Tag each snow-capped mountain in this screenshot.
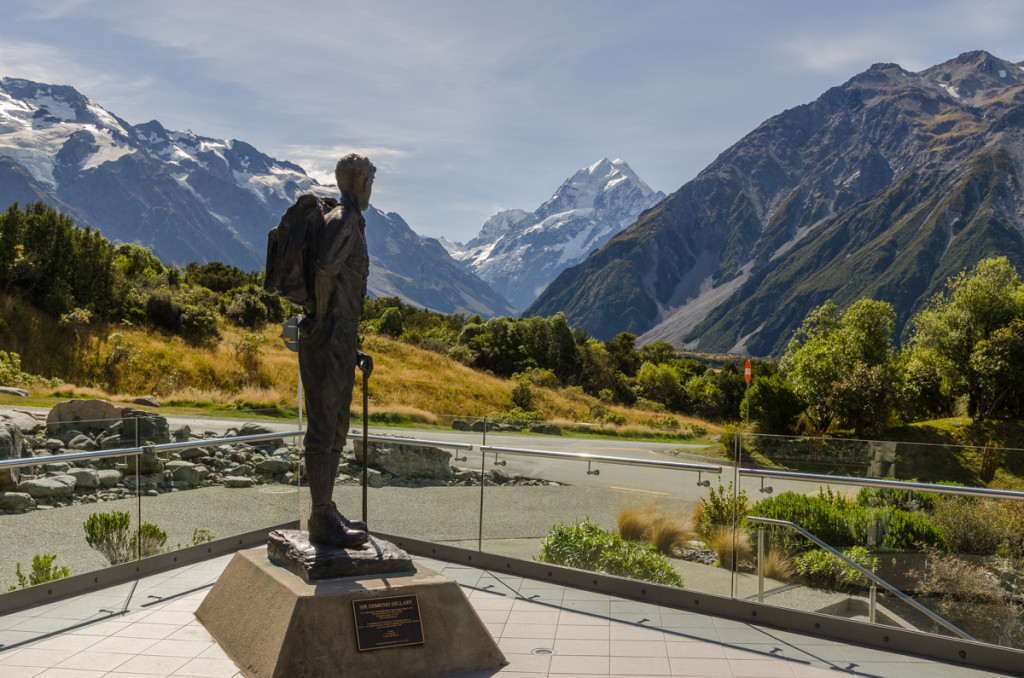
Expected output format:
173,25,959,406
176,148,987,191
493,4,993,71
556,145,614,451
444,158,665,311
0,76,514,317
0,77,321,269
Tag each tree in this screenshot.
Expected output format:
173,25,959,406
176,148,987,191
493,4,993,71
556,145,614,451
907,257,1024,418
741,373,803,434
781,298,899,435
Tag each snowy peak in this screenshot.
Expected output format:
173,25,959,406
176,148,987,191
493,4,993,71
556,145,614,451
455,158,665,310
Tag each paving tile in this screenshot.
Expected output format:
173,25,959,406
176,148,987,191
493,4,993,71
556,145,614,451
85,635,160,655
498,637,554,655
29,634,101,652
35,668,107,677
171,656,241,677
113,622,182,640
609,639,666,657
609,655,671,676
142,638,215,658
728,657,798,677
53,650,132,672
668,656,733,676
555,624,609,640
664,639,727,658
0,648,75,668
0,666,44,677
548,653,610,674
501,623,557,639
110,653,191,675
500,652,552,674
551,638,610,656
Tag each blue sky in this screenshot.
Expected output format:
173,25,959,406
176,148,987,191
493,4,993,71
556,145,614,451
3,0,1024,243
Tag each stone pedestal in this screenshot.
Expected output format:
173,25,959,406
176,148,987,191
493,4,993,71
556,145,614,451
196,546,506,678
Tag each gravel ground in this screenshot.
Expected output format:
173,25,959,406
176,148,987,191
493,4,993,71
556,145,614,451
0,482,653,591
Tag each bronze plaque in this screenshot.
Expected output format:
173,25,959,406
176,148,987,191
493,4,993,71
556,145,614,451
352,594,424,651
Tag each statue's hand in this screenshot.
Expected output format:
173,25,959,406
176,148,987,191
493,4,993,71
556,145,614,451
357,350,374,376
299,316,328,341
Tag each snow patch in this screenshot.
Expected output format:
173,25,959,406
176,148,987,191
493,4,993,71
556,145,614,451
81,128,133,170
940,84,960,99
1000,69,1007,78
26,94,76,121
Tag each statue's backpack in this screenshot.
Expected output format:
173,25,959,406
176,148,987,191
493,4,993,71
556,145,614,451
264,194,338,311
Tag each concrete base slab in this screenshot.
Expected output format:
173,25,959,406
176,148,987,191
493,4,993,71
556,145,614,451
195,547,506,678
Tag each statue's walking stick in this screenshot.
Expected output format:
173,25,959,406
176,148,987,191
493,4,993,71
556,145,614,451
359,359,370,527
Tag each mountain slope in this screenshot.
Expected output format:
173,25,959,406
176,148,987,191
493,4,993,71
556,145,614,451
527,51,1024,355
364,208,516,317
446,158,664,310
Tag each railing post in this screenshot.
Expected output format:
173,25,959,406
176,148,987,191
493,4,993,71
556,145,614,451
869,584,877,624
757,526,765,603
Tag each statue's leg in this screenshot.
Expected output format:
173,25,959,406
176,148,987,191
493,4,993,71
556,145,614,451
306,449,368,547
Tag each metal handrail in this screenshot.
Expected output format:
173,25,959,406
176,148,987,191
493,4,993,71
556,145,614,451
739,467,1024,502
480,444,723,473
352,432,474,450
0,430,305,470
747,516,975,641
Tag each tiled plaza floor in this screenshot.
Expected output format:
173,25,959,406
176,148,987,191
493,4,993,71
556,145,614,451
0,552,1011,677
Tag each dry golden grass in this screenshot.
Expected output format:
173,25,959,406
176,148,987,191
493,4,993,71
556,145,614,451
762,548,797,581
0,302,723,432
618,502,661,542
618,501,695,556
711,525,753,570
650,517,695,556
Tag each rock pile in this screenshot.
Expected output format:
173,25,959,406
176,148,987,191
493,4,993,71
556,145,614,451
0,401,562,515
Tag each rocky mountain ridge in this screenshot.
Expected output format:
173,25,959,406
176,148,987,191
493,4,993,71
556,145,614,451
527,51,1024,355
444,158,664,310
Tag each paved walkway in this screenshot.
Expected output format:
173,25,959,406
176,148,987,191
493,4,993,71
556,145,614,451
0,551,1011,677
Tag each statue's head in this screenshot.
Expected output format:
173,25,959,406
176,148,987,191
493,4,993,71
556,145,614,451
335,154,376,211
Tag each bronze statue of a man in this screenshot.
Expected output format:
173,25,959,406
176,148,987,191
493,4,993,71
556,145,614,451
299,153,376,548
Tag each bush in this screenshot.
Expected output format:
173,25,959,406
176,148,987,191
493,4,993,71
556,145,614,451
795,546,877,589
751,488,858,552
84,511,168,564
696,480,748,543
511,377,534,410
931,496,1007,555
179,305,221,346
537,517,683,587
8,554,70,591
909,546,1006,603
848,506,944,550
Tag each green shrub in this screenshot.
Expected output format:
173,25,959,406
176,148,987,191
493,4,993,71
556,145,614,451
856,485,941,512
931,496,1007,555
848,506,944,550
697,480,749,543
537,517,683,587
750,488,857,551
84,511,168,564
8,554,70,591
511,377,534,410
795,546,877,589
597,413,627,426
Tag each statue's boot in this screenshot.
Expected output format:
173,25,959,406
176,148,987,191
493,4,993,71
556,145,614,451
308,504,369,547
306,450,368,548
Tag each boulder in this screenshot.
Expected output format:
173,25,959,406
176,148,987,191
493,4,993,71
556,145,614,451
97,469,122,487
451,419,471,431
47,399,123,436
120,408,170,444
19,474,76,498
224,475,255,488
0,422,28,491
179,445,208,460
172,425,192,442
125,449,162,475
355,439,453,479
0,409,43,434
530,424,562,436
238,423,275,436
0,491,35,512
257,458,294,475
68,434,98,451
132,395,160,408
0,386,28,397
166,460,209,486
68,468,100,488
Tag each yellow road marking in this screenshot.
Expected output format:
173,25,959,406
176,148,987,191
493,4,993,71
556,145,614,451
610,486,668,496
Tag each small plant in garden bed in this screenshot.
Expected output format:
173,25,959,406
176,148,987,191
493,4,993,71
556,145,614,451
795,546,878,590
537,517,684,587
83,511,168,565
8,554,70,591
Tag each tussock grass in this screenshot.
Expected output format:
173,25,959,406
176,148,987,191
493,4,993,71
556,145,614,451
711,525,752,570
762,548,796,581
618,501,695,556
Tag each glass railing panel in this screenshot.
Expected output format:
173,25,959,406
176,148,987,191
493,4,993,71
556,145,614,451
354,432,480,549
0,411,303,599
737,433,1024,650
477,442,729,597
